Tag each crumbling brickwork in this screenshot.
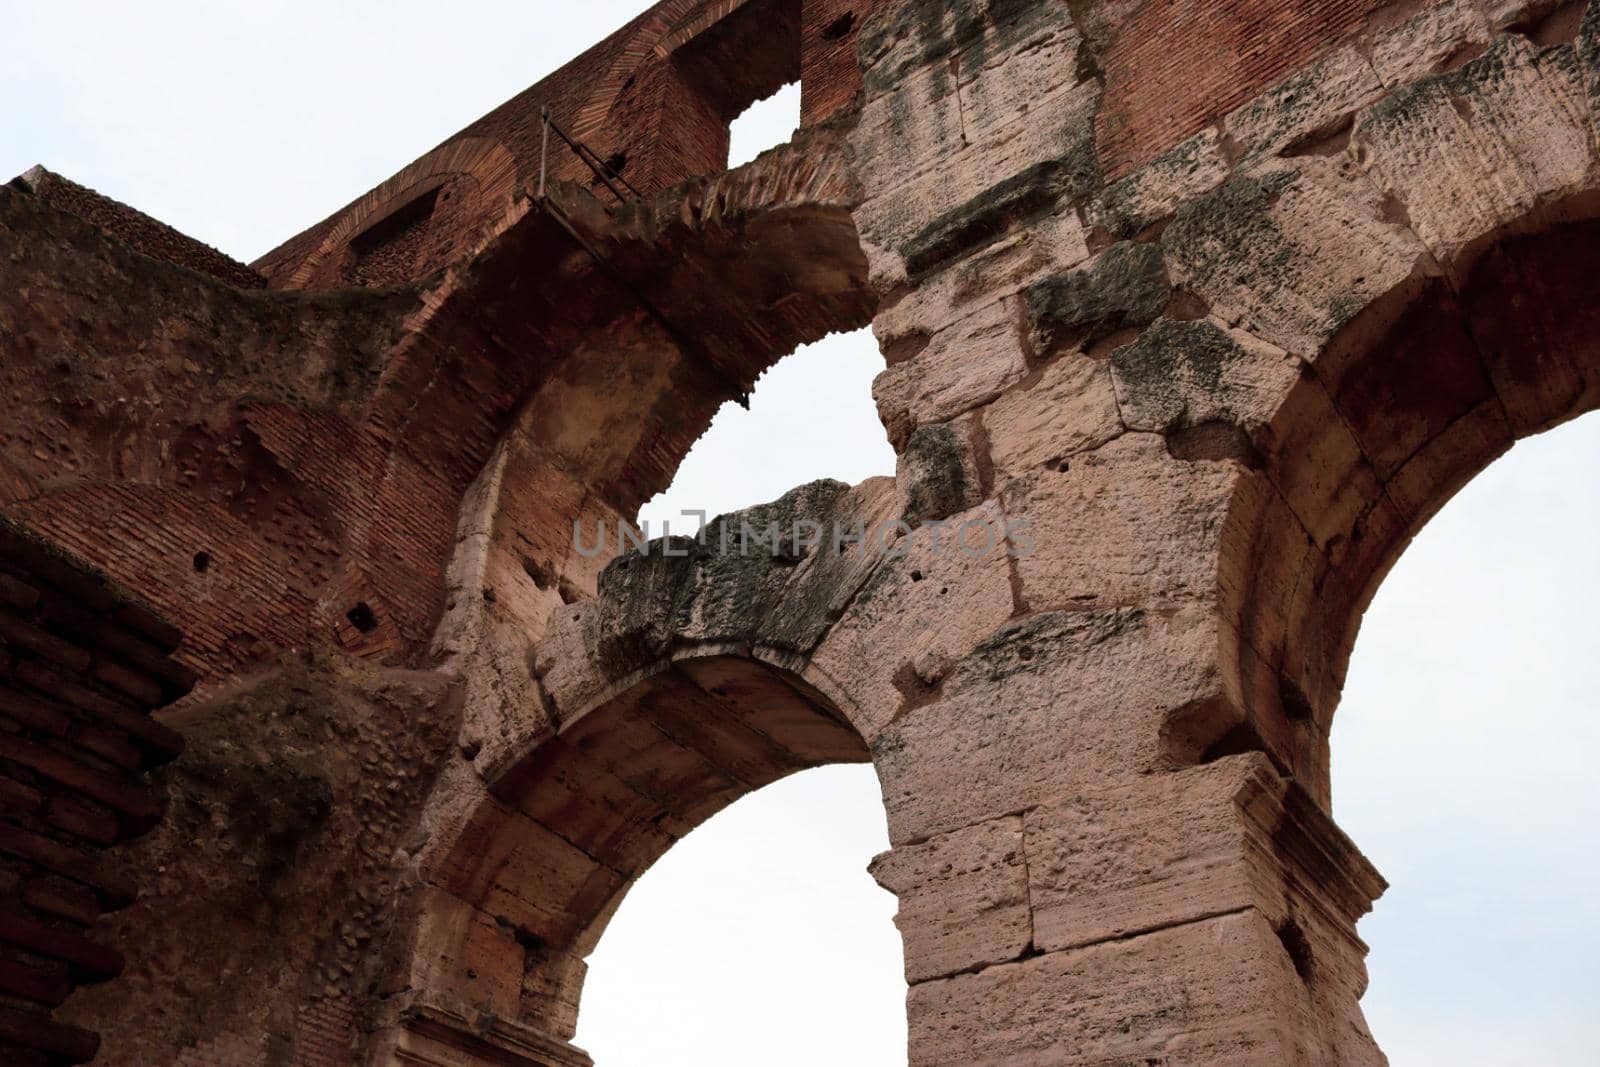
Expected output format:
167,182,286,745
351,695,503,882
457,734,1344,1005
4,0,1600,1063
0,519,193,1066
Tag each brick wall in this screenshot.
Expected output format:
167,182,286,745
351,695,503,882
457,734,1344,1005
15,169,265,289
1093,0,1388,180
254,0,890,290
0,183,466,683
0,518,192,1066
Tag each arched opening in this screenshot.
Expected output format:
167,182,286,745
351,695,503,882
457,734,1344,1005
422,652,899,1066
1333,412,1600,1064
574,764,905,1064
583,324,900,1063
407,130,903,1062
637,326,894,533
1214,195,1600,1061
1218,197,1600,804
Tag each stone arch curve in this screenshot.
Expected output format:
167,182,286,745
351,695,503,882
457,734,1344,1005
282,137,519,289
388,441,1047,1063
383,479,921,1065
405,648,878,1065
414,126,881,769
1176,31,1600,805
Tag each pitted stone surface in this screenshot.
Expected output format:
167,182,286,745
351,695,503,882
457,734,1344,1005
7,0,1600,1063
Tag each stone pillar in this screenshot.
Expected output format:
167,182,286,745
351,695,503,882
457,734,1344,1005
873,755,1386,1065
846,3,1395,1060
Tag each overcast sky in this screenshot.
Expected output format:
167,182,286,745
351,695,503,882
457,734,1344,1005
5,4,1596,1065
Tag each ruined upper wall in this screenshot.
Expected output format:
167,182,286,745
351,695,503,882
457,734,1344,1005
9,0,1600,1063
1089,0,1585,181
251,0,883,290
246,0,1589,295
13,168,264,290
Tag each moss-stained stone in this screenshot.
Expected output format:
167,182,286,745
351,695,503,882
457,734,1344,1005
1024,240,1170,354
542,480,908,714
1111,318,1300,435
1160,165,1423,354
588,480,853,670
1087,129,1231,241
898,422,984,527
901,158,1085,280
1161,173,1297,288
755,478,903,656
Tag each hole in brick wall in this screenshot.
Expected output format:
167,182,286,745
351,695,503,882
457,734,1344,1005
1275,918,1316,983
350,188,439,256
345,186,441,286
823,11,856,39
1279,676,1315,722
345,602,378,633
193,551,212,573
726,81,801,169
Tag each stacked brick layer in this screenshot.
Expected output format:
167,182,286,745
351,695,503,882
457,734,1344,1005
0,519,192,1066
14,169,264,289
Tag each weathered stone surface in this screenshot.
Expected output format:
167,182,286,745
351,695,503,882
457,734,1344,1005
1366,0,1490,87
1581,1,1600,127
1001,432,1237,609
851,0,1099,287
1085,128,1231,241
1022,756,1384,954
870,604,1224,843
873,297,1029,444
872,208,1090,346
870,814,1030,983
1111,317,1301,436
1162,161,1427,356
901,161,1084,280
13,0,1600,1063
806,500,1017,740
1024,241,1171,356
1354,35,1595,269
897,421,986,526
1222,46,1385,161
906,910,1322,1066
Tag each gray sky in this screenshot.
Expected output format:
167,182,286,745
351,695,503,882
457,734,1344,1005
5,4,1595,1064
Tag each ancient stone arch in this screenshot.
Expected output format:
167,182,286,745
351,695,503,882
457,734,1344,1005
3,0,1600,1064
